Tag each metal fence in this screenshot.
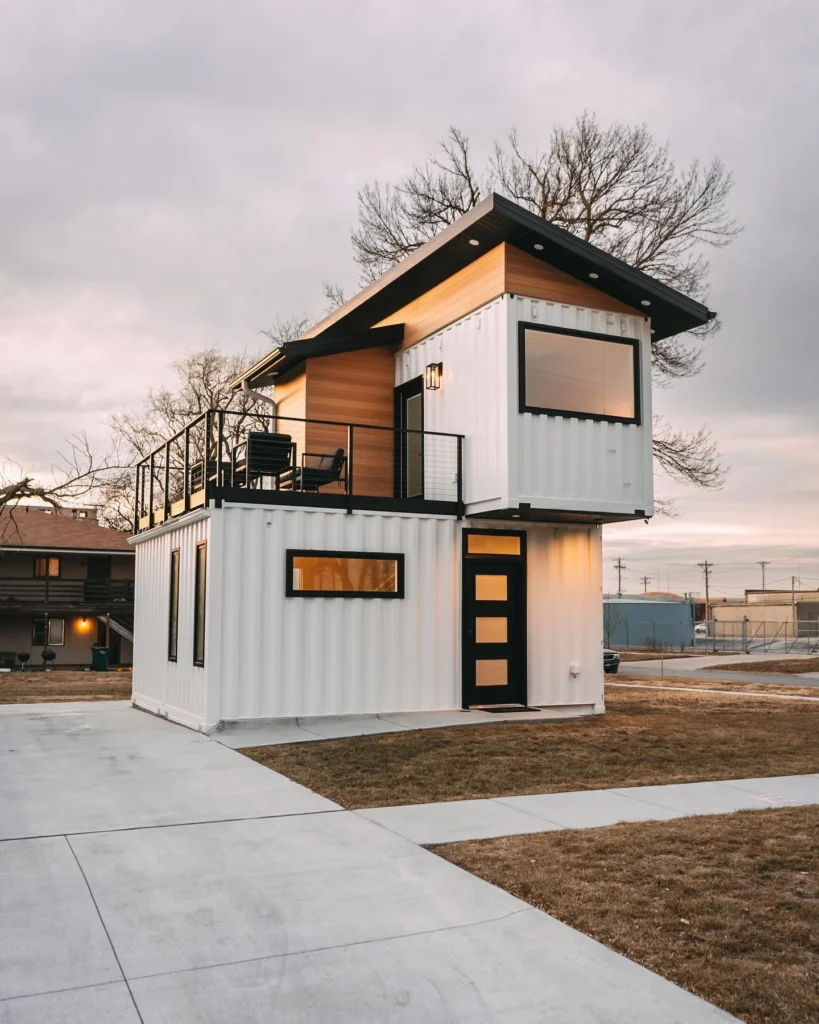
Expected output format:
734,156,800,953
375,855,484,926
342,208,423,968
604,618,695,651
703,619,819,654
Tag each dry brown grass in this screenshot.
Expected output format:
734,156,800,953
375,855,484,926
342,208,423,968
240,686,819,809
0,669,132,703
436,806,819,1024
718,657,819,674
615,673,819,699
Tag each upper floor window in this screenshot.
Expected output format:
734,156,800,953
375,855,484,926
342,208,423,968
286,551,404,598
34,556,61,578
519,323,640,424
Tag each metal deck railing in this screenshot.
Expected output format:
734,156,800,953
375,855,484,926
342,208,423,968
134,409,464,532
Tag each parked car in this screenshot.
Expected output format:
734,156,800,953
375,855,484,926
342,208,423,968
603,649,621,674
695,622,708,637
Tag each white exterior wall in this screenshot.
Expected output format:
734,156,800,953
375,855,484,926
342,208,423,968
133,505,603,729
395,296,510,513
396,294,653,518
508,295,654,517
131,510,210,730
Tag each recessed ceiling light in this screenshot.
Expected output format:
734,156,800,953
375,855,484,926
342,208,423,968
468,238,480,246
641,299,651,307
650,329,656,334
588,272,599,279
533,243,544,251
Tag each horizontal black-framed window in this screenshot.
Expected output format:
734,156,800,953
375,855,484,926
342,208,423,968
168,548,180,662
193,542,207,667
463,529,527,559
518,322,641,424
34,556,61,578
286,550,405,598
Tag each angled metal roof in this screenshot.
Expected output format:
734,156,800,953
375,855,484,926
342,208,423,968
239,193,715,387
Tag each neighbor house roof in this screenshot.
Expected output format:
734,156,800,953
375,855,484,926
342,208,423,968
0,508,133,553
237,193,715,388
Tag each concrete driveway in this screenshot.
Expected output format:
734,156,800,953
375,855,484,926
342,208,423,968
0,701,738,1023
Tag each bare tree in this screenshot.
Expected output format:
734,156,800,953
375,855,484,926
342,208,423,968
103,318,310,529
1,435,127,538
322,281,347,313
351,115,739,491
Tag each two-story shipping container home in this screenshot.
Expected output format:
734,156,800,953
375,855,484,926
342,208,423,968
0,507,135,669
130,194,714,731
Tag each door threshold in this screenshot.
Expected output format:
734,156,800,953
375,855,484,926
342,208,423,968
469,704,541,713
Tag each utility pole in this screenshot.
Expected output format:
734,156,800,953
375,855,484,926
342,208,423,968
640,575,652,593
757,560,770,591
613,558,627,596
697,561,714,620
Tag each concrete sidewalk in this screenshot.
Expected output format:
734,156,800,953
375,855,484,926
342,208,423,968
0,701,737,1023
621,654,819,688
356,774,819,845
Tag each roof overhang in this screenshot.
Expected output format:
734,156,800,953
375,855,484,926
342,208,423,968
235,323,405,389
302,193,714,344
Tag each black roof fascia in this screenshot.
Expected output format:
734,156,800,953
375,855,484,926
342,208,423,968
306,193,714,343
245,323,404,387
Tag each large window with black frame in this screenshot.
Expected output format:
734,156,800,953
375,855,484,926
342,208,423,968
519,322,640,424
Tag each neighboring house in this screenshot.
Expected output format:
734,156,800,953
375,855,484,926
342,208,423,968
0,507,134,669
712,589,819,639
603,594,696,649
130,193,714,731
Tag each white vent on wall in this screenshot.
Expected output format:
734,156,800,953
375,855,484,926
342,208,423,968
569,662,580,678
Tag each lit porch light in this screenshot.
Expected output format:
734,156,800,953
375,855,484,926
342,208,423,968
425,362,443,390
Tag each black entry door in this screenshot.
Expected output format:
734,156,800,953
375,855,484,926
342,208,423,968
462,539,527,707
394,377,424,498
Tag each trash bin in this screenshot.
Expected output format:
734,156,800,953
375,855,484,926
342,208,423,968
91,647,109,672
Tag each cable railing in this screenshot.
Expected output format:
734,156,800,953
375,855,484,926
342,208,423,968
134,409,464,531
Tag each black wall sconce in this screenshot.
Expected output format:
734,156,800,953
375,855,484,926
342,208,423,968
425,362,443,390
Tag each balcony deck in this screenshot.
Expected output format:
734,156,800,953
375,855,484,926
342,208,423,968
0,578,135,610
134,409,464,533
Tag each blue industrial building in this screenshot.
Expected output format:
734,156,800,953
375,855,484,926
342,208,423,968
603,594,696,649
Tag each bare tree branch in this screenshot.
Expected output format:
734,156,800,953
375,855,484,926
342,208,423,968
652,416,726,490
322,281,347,313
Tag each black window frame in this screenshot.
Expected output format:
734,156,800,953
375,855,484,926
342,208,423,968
518,321,642,425
33,555,61,578
193,542,207,667
168,548,180,662
463,529,527,561
285,549,405,599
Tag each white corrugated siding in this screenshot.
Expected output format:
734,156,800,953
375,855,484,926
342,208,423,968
508,296,654,516
395,297,509,512
132,512,210,728
198,506,602,724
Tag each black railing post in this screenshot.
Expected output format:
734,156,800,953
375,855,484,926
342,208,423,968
346,425,354,513
183,425,191,511
216,410,225,501
456,436,464,518
164,440,171,520
148,452,155,528
133,464,140,534
204,411,213,504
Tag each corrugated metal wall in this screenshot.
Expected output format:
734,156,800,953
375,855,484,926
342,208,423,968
395,296,509,512
203,506,602,723
508,296,654,517
132,512,210,728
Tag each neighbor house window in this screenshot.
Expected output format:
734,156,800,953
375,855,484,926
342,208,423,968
33,618,65,646
193,542,207,666
168,549,180,662
34,556,61,578
286,551,404,598
519,323,640,423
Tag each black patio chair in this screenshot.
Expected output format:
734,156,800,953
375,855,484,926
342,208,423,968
279,448,347,493
231,432,296,489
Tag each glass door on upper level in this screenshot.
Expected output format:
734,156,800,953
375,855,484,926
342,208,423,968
394,376,424,498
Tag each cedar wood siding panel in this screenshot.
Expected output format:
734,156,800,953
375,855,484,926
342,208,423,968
376,244,506,349
304,347,396,497
504,245,642,316
275,371,307,459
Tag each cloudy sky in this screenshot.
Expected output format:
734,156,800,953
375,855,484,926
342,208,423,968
2,0,817,597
